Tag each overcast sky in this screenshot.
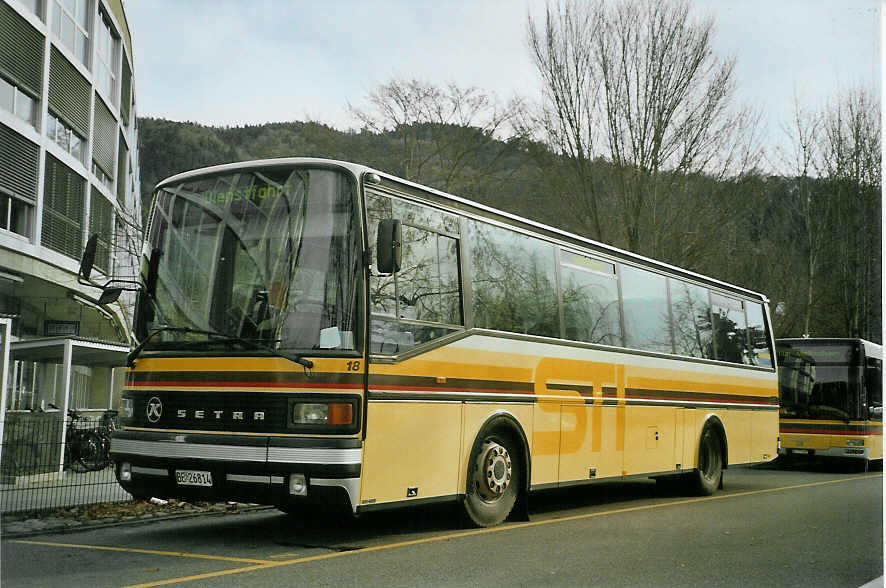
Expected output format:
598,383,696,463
125,0,881,159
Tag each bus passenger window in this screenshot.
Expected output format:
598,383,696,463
745,302,772,368
470,221,558,338
670,281,713,359
620,264,671,354
710,293,746,364
559,251,620,346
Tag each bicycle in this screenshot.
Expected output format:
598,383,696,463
93,409,118,471
64,409,104,472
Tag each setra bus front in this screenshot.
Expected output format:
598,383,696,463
109,160,369,514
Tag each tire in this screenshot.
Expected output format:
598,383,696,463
463,432,521,527
78,431,104,471
693,425,723,496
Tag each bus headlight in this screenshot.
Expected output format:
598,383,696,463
291,402,354,426
846,439,865,447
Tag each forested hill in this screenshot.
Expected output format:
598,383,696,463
136,116,881,342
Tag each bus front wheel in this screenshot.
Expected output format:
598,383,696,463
693,425,723,496
463,433,520,527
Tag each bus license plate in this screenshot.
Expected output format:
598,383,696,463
176,470,213,487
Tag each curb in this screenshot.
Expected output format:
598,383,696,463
1,504,275,539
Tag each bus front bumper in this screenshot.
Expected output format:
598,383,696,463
779,446,872,460
109,430,362,512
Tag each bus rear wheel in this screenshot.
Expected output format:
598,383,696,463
463,434,520,527
693,425,723,496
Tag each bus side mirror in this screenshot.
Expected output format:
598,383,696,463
376,219,401,274
79,234,98,280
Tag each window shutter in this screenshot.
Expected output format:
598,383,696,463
92,94,116,178
0,2,43,98
42,154,85,259
48,47,90,138
0,122,39,200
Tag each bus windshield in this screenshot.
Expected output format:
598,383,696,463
777,342,862,421
137,165,362,355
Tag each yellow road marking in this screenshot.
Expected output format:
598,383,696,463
12,474,881,588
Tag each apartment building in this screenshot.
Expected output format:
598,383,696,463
0,0,139,414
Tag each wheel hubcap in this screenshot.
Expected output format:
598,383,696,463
476,441,512,501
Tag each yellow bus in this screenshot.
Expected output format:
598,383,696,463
776,338,882,471
87,158,778,526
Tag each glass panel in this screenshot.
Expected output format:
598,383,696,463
560,251,621,346
45,113,57,138
745,302,772,367
776,341,862,420
139,167,361,353
14,92,34,125
365,191,463,353
21,0,42,18
0,196,9,230
393,198,459,234
70,133,83,160
396,225,460,324
866,358,882,420
470,221,558,337
62,13,75,49
710,293,747,364
75,0,88,27
370,316,460,354
75,30,87,64
620,264,671,353
53,2,61,35
670,280,713,359
0,78,13,113
10,197,33,237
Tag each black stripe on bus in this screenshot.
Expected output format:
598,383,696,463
368,374,535,394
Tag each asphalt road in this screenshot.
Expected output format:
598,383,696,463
2,464,882,588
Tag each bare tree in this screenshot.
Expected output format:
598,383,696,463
349,78,521,194
775,94,829,336
527,0,761,257
817,87,881,339
525,2,606,241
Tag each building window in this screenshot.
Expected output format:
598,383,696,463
20,0,44,19
92,161,113,191
46,112,85,162
0,191,35,237
0,76,38,128
52,0,89,66
94,12,117,100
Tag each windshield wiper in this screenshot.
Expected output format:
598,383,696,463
127,326,314,369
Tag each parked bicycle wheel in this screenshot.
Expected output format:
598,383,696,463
77,431,104,471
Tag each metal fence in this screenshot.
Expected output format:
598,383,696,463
0,410,131,514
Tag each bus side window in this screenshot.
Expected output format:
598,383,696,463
866,358,882,420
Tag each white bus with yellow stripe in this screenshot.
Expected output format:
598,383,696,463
96,158,778,527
